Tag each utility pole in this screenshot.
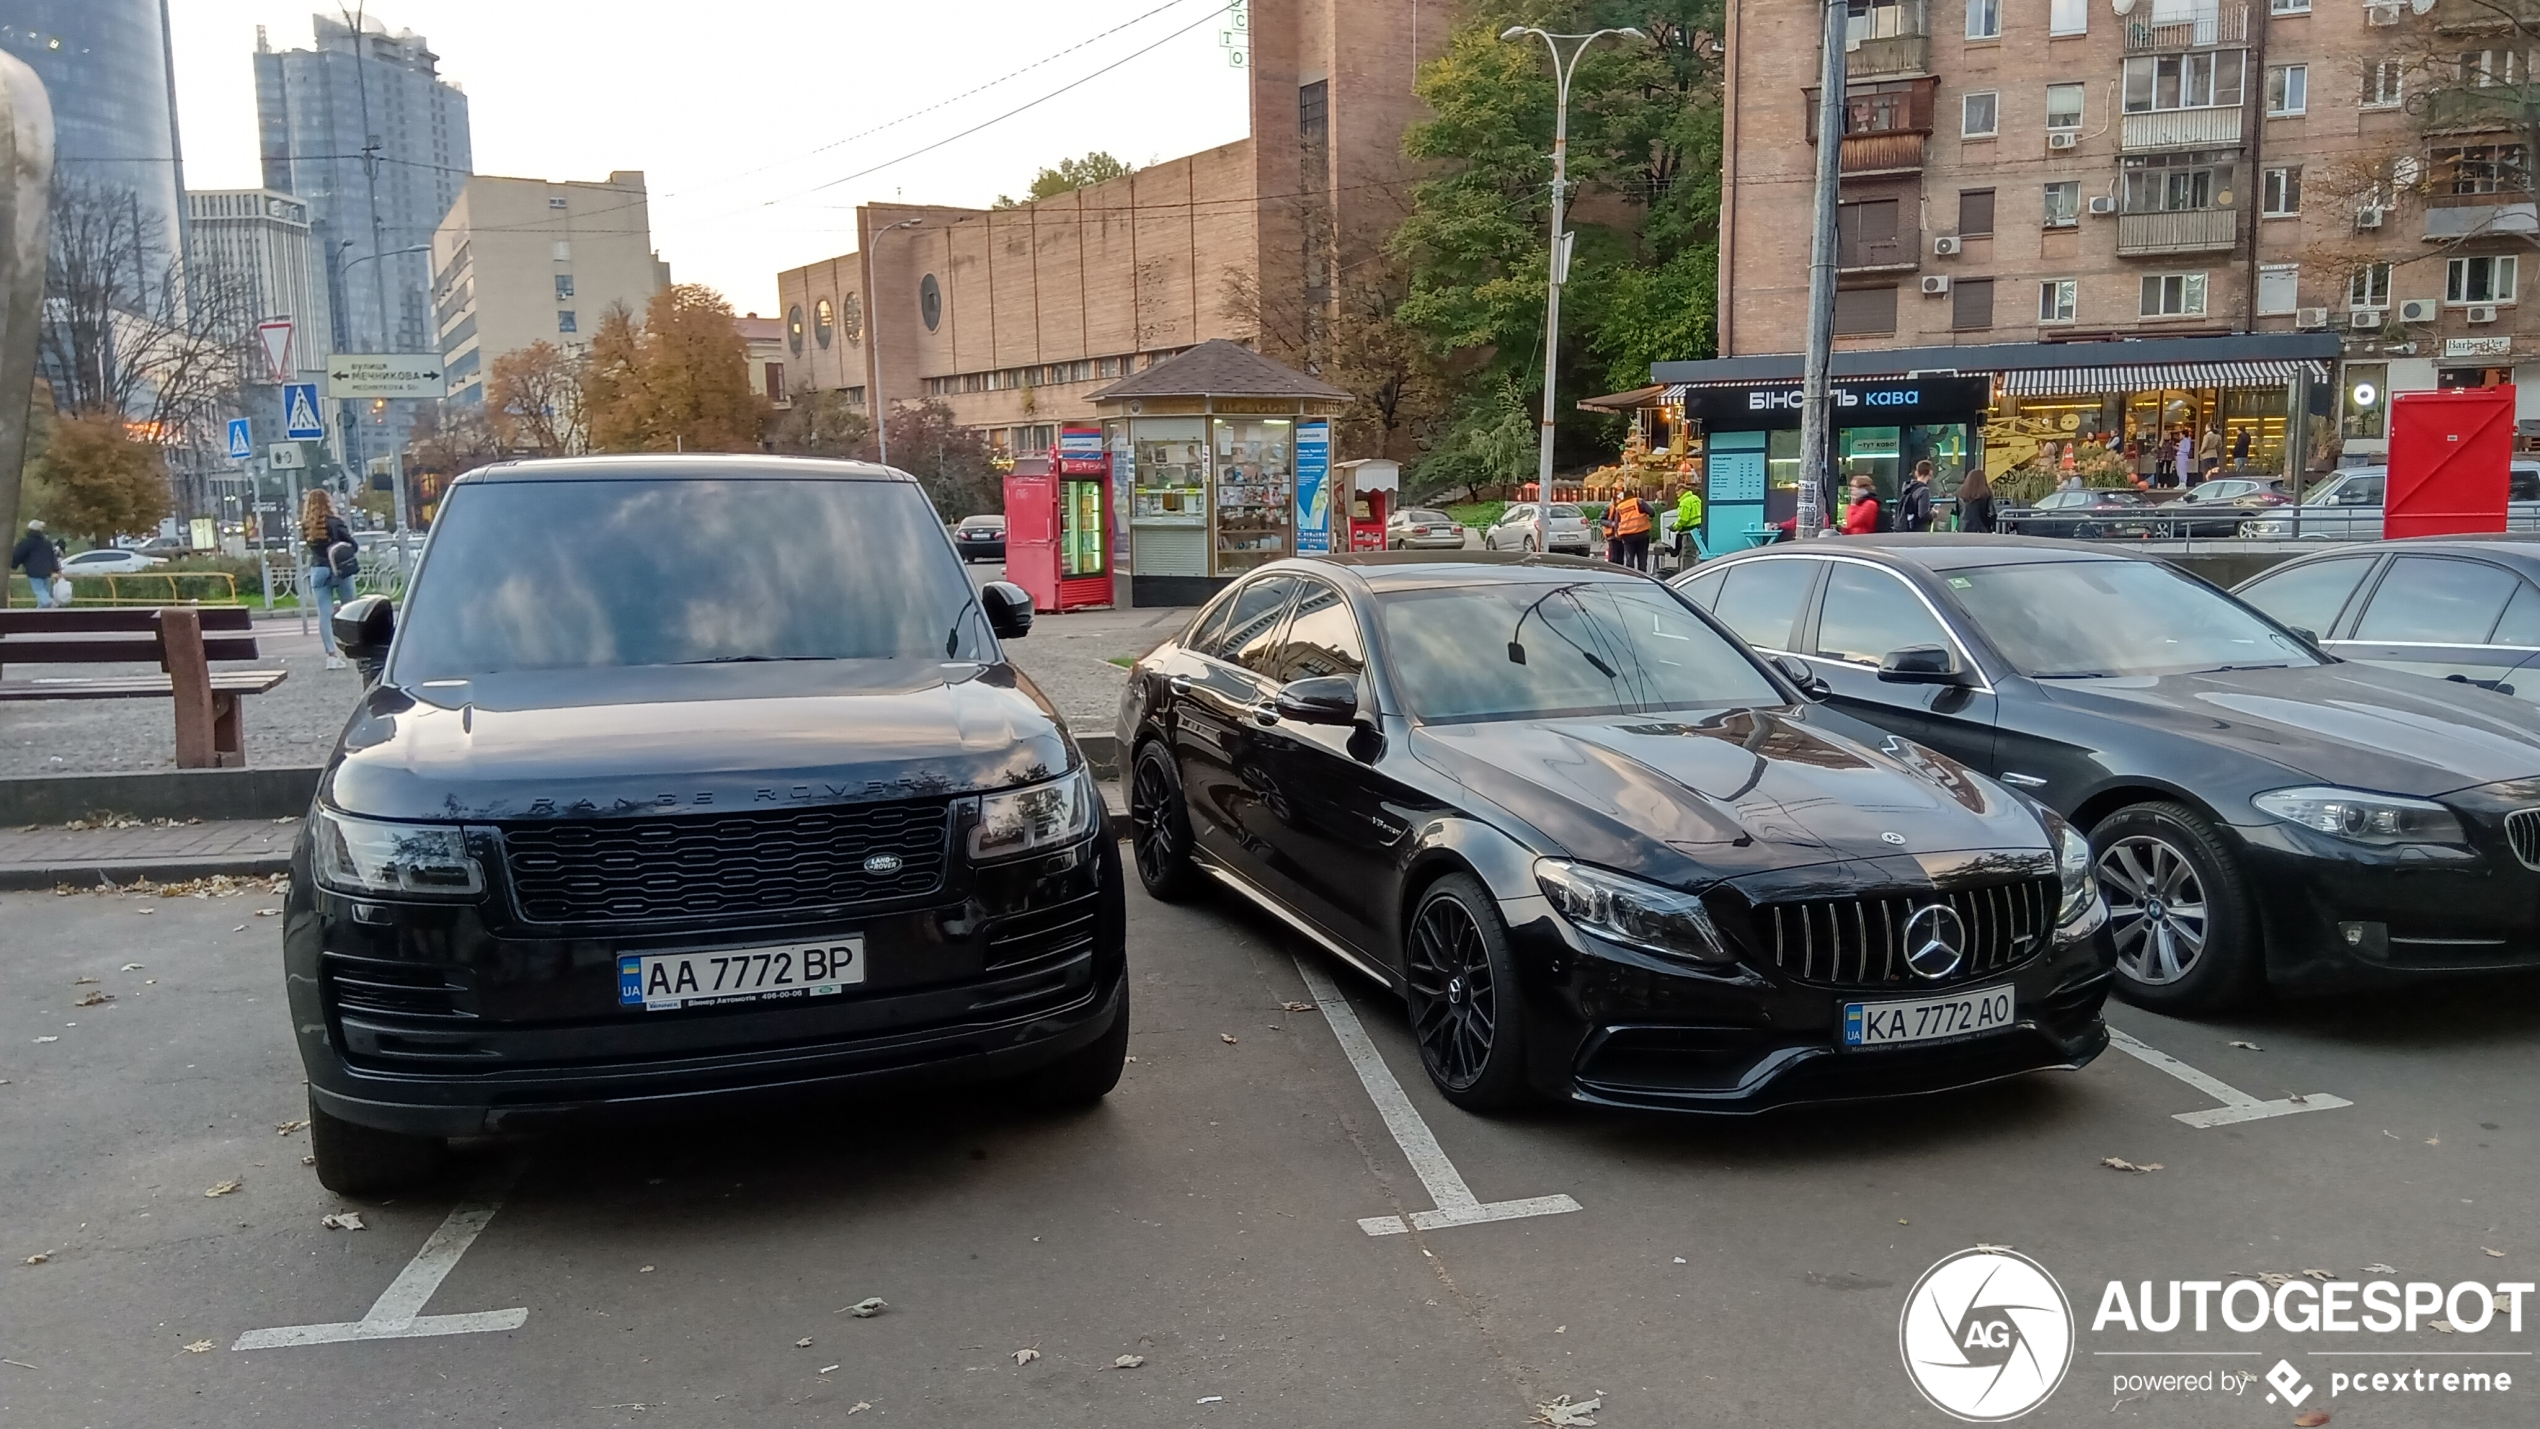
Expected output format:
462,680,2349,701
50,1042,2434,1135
1503,24,1645,555
864,217,925,467
1798,0,1848,540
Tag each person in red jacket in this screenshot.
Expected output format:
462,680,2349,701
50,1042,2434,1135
1842,475,1881,535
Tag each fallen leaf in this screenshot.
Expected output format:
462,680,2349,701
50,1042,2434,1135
846,1403,870,1415
1531,1394,1602,1427
795,1337,814,1348
1219,1033,1238,1045
1012,1347,1040,1366
299,1155,315,1167
1672,1256,1687,1264
320,1212,365,1231
2102,1157,2164,1174
118,963,142,972
2384,1129,2401,1139
255,908,280,917
2362,1263,2397,1274
2429,1137,2442,1146
2432,1319,2457,1334
2229,1040,2263,1051
135,907,154,915
1114,1354,1145,1368
2288,1093,2309,1104
1280,1001,1315,1012
841,1297,886,1317
275,1120,309,1136
72,989,112,1007
2256,1272,2294,1289
639,1265,654,1273
2294,1411,2331,1427
183,1340,212,1354
23,1254,47,1265
2485,1247,2507,1258
72,976,98,985
204,1180,241,1198
1974,1243,2014,1253
2303,1268,2336,1282
32,1036,56,1045
818,1364,840,1374
232,926,246,933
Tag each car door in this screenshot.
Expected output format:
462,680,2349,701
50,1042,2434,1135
1172,574,1300,869
1246,578,1402,950
1679,555,1820,656
2331,554,2534,693
2233,553,2382,645
1491,505,1533,551
1795,558,2000,771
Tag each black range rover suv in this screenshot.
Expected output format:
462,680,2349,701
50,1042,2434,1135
290,455,1127,1192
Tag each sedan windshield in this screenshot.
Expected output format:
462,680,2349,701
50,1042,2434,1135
1945,560,2319,678
391,476,993,680
1378,581,1780,722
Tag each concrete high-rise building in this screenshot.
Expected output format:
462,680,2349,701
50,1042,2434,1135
430,171,668,405
0,0,187,264
184,188,334,386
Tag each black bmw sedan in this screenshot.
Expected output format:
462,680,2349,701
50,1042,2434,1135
1677,536,2540,1014
1116,554,2113,1115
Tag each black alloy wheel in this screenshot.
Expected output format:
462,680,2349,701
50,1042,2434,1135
2091,801,2260,1015
1128,742,1199,902
1402,873,1531,1111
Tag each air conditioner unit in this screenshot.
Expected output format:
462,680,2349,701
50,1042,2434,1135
2399,298,2440,323
1922,275,1953,295
2295,307,2329,330
2469,303,2501,324
2088,195,2119,216
1933,234,1963,256
2048,130,2080,151
2351,308,2386,330
2365,1,2400,23
2356,207,2385,229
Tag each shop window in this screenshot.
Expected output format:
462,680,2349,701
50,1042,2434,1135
1966,0,2000,40
2257,264,2300,315
2122,50,2246,113
1834,285,1900,335
1962,90,1998,137
2045,83,2083,131
2140,272,2207,317
2042,180,2080,227
2363,59,2403,109
2266,64,2308,116
2447,254,2518,304
1951,277,1995,330
1957,188,1995,237
2350,263,2391,309
2038,278,2078,324
2049,0,2085,35
2262,166,2302,216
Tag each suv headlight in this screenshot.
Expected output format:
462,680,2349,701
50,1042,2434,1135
312,809,483,897
1535,859,1733,965
971,768,1099,860
2252,786,2468,848
2056,823,2094,923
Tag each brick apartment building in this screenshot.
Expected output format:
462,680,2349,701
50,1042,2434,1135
1713,0,2540,478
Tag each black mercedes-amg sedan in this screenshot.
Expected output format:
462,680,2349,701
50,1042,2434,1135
1116,553,2113,1115
1677,536,2540,1016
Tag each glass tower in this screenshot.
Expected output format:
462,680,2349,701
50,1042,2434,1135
0,0,187,260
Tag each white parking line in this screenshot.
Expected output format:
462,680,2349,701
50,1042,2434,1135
2106,1027,2352,1128
1290,958,1582,1237
233,1161,529,1350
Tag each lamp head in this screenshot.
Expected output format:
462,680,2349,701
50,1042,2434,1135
1617,27,1647,40
1500,25,1529,40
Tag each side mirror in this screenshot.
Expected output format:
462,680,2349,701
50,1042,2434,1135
1877,644,1968,685
2287,626,2320,647
981,581,1034,639
1771,655,1831,701
1273,675,1360,726
333,594,396,683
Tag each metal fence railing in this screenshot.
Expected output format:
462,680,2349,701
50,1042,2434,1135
6,572,244,606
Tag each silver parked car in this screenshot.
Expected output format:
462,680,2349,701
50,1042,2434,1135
2241,463,2540,539
1481,502,1595,554
1385,507,1467,550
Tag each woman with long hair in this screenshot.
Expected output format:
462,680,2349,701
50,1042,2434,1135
1955,467,1996,533
301,489,355,670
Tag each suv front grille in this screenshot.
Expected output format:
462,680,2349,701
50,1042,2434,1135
1754,877,2056,989
2507,809,2540,871
501,800,953,923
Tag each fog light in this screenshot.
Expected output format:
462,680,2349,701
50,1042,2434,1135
2339,921,2389,957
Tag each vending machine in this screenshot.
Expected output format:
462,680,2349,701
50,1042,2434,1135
1003,432,1116,613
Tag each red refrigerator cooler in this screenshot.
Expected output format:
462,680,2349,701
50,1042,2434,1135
1003,441,1115,613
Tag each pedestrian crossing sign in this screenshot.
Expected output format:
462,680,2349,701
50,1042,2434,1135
226,418,253,461
283,382,324,440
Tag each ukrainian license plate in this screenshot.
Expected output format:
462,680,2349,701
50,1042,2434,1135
1842,985,2015,1047
619,936,865,1012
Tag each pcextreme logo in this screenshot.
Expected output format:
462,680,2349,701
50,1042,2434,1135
1900,1249,2076,1422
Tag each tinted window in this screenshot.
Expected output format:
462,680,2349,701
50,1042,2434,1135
1550,504,1584,518
2332,473,2385,505
1678,568,1725,612
391,478,991,681
2237,557,2375,637
1273,581,1368,682
1185,586,1242,657
1501,505,1535,526
2354,557,2522,643
1220,576,1300,675
1376,581,1778,723
1815,563,1957,666
1708,559,1816,650
1945,560,2318,677
2516,467,2540,503
2496,583,2540,646
1401,509,1450,524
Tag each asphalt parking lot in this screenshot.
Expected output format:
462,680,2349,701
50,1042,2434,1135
7,870,2540,1428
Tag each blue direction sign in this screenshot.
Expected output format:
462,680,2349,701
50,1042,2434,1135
226,418,253,461
282,382,324,440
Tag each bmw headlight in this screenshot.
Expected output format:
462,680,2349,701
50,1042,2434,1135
2252,786,2467,848
2243,516,2292,538
1535,860,1733,965
2056,823,2094,924
312,809,483,897
970,768,1099,860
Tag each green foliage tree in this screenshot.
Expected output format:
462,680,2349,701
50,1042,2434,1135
766,388,874,459
996,151,1136,208
581,285,770,453
867,399,1002,521
23,410,174,542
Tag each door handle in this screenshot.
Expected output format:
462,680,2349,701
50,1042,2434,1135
1168,676,1197,696
1251,702,1281,726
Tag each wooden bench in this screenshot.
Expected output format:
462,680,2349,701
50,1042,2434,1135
0,608,288,768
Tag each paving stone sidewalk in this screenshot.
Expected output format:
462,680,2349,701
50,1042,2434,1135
0,819,296,890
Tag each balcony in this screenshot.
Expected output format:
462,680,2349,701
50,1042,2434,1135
2423,190,2540,241
1840,227,1922,274
1806,77,1937,175
2421,85,2540,134
2122,3,2248,51
2435,0,2540,33
2117,208,2239,256
2121,106,2244,151
1848,33,1929,77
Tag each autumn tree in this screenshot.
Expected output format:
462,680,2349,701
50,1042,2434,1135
580,285,770,453
766,388,873,458
997,151,1135,208
485,341,586,456
21,411,174,541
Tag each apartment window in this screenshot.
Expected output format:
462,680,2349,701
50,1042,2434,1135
2122,51,2247,112
557,310,579,333
1837,197,1903,265
2123,155,2232,212
2435,145,2530,194
1833,285,1900,335
764,362,785,404
2262,166,2303,215
2043,180,2081,227
2039,278,2078,323
2140,272,2208,317
2350,262,2391,309
546,195,567,210
1958,188,1996,236
1967,0,2000,39
2050,0,2086,36
2269,0,2310,12
2363,59,2403,108
2257,263,2300,315
2447,254,2519,305
2045,82,2084,130
1963,90,1999,137
2266,64,2308,116
1951,277,1995,330
2459,49,2527,87
554,273,575,300
1846,0,1921,43
551,240,571,261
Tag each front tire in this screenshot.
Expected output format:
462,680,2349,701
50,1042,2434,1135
1128,741,1200,902
2092,801,2261,1015
1022,983,1130,1108
1402,873,1533,1112
307,1092,446,1196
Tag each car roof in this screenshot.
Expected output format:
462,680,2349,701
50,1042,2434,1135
1702,534,2142,574
2249,534,2540,575
454,453,913,485
1292,550,1640,593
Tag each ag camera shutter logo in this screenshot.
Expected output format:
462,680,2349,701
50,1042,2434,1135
1900,1248,2075,1421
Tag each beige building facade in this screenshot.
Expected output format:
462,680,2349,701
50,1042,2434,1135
432,171,670,406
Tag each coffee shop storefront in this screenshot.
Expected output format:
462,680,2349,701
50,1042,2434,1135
1666,375,1990,551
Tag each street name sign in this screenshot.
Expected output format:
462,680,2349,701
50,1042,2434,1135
326,355,445,400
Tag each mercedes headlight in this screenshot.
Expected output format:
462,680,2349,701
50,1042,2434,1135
1535,860,1733,965
2252,786,2467,848
312,809,483,897
2056,823,2094,924
971,769,1099,860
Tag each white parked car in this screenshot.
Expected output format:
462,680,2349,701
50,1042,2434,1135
58,548,167,576
1481,502,1595,554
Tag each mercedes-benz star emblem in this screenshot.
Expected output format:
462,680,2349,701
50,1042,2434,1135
1902,903,1967,981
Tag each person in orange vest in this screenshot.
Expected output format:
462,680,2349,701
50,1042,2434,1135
1608,487,1655,570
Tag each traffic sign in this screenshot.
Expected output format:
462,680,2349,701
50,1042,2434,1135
326,354,444,400
269,444,306,470
257,319,295,383
226,418,253,461
282,382,325,439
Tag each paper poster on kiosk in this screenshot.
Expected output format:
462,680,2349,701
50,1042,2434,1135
1294,421,1332,554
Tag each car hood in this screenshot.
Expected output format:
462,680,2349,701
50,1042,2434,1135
2029,661,2540,798
325,659,1075,822
1412,707,2051,890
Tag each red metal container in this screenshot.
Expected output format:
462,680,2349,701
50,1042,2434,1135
2388,386,2515,538
1001,441,1114,614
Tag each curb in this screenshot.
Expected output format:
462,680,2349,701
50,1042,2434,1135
0,853,293,892
0,766,322,825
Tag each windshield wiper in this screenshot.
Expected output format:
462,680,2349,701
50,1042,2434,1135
2193,663,2298,674
2031,670,2118,679
674,655,833,664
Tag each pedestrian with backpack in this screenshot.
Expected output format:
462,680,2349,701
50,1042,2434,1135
1897,461,1935,532
301,489,357,671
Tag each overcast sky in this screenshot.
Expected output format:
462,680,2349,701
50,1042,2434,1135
167,1,1254,315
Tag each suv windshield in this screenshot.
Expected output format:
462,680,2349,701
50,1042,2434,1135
1945,560,2319,678
1378,581,1779,722
392,476,993,681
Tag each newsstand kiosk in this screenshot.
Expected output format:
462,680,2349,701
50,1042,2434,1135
1003,429,1116,613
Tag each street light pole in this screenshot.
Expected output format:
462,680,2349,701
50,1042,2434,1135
1798,0,1848,540
863,217,925,467
1504,25,1643,556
